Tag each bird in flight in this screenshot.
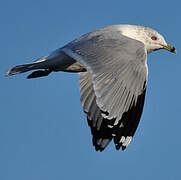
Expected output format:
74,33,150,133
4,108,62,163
7,24,176,151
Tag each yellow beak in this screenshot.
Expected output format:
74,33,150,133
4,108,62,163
163,44,177,53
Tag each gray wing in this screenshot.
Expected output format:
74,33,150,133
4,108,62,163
62,30,148,151
79,72,112,151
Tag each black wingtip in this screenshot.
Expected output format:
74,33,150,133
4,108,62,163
115,144,121,150
122,146,126,151
95,146,100,151
95,146,104,152
95,147,104,152
115,143,127,151
99,148,104,152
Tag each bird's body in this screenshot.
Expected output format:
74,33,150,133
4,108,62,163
7,24,176,151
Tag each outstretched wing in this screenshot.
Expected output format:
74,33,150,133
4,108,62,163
61,29,148,150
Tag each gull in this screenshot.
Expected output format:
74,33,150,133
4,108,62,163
7,24,176,151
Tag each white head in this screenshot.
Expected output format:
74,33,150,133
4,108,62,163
120,25,176,54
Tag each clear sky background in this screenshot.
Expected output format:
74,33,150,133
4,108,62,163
1,0,181,179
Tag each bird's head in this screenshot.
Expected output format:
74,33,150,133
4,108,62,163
120,25,176,54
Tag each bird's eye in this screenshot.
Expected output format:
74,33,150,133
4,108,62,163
151,36,157,40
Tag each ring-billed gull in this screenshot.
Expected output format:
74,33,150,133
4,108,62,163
7,24,176,151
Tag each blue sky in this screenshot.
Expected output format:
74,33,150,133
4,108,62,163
1,0,181,179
